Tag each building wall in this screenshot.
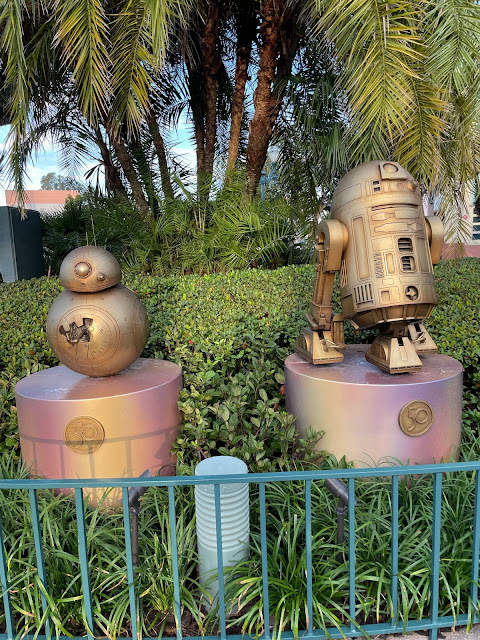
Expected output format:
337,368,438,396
5,190,79,216
462,190,479,245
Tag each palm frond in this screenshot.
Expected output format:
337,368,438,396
394,75,446,188
0,0,30,197
111,0,192,132
436,83,480,243
111,0,152,131
424,0,480,95
53,0,110,124
310,0,423,154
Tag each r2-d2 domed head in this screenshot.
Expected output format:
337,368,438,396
331,161,420,214
59,246,121,292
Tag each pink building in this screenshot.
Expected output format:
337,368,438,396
5,190,79,215
442,244,480,259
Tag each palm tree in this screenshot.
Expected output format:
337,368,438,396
301,0,480,242
1,0,479,240
0,0,186,220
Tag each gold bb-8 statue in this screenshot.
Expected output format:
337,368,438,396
295,161,444,374
47,246,149,377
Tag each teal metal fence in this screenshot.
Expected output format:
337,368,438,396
0,461,479,640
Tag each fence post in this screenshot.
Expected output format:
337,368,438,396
259,482,271,639
28,488,51,637
348,478,356,634
74,488,94,640
429,473,443,640
470,470,480,622
0,502,14,640
305,480,313,635
391,476,399,627
122,487,138,640
168,485,183,640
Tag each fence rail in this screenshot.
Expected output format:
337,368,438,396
1,460,480,640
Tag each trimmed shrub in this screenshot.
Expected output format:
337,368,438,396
1,259,479,464
1,259,480,638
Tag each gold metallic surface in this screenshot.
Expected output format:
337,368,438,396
295,327,345,365
64,416,105,454
74,262,92,278
365,332,422,373
47,284,149,376
294,219,348,364
60,246,121,292
399,400,434,437
294,161,445,373
425,217,444,265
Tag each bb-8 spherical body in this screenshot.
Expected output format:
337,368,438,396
47,246,149,376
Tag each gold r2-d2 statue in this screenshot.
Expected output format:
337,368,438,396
295,161,444,374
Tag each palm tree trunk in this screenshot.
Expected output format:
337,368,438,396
94,127,126,195
186,58,206,193
146,110,175,199
203,0,221,183
184,1,221,199
274,8,300,106
108,131,152,223
226,7,256,174
245,0,281,196
245,1,300,196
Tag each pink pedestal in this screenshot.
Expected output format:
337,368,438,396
15,358,182,507
285,345,463,466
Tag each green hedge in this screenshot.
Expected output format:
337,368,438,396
1,259,480,464
0,259,480,639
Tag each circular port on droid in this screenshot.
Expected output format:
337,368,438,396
405,286,419,301
383,163,398,173
74,262,92,278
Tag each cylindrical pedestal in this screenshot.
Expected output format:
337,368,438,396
285,345,463,466
195,457,249,608
15,358,182,507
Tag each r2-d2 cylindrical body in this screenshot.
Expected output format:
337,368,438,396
331,161,437,330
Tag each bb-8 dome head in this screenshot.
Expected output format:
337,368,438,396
59,246,122,293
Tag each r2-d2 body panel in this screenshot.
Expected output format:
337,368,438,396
331,161,437,330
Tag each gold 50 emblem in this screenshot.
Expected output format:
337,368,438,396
64,417,105,454
399,401,434,437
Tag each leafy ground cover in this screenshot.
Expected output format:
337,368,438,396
41,191,308,278
0,458,479,639
0,259,479,638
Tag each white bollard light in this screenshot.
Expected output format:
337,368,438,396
195,456,249,608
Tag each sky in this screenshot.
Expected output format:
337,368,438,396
0,126,61,205
0,120,196,205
